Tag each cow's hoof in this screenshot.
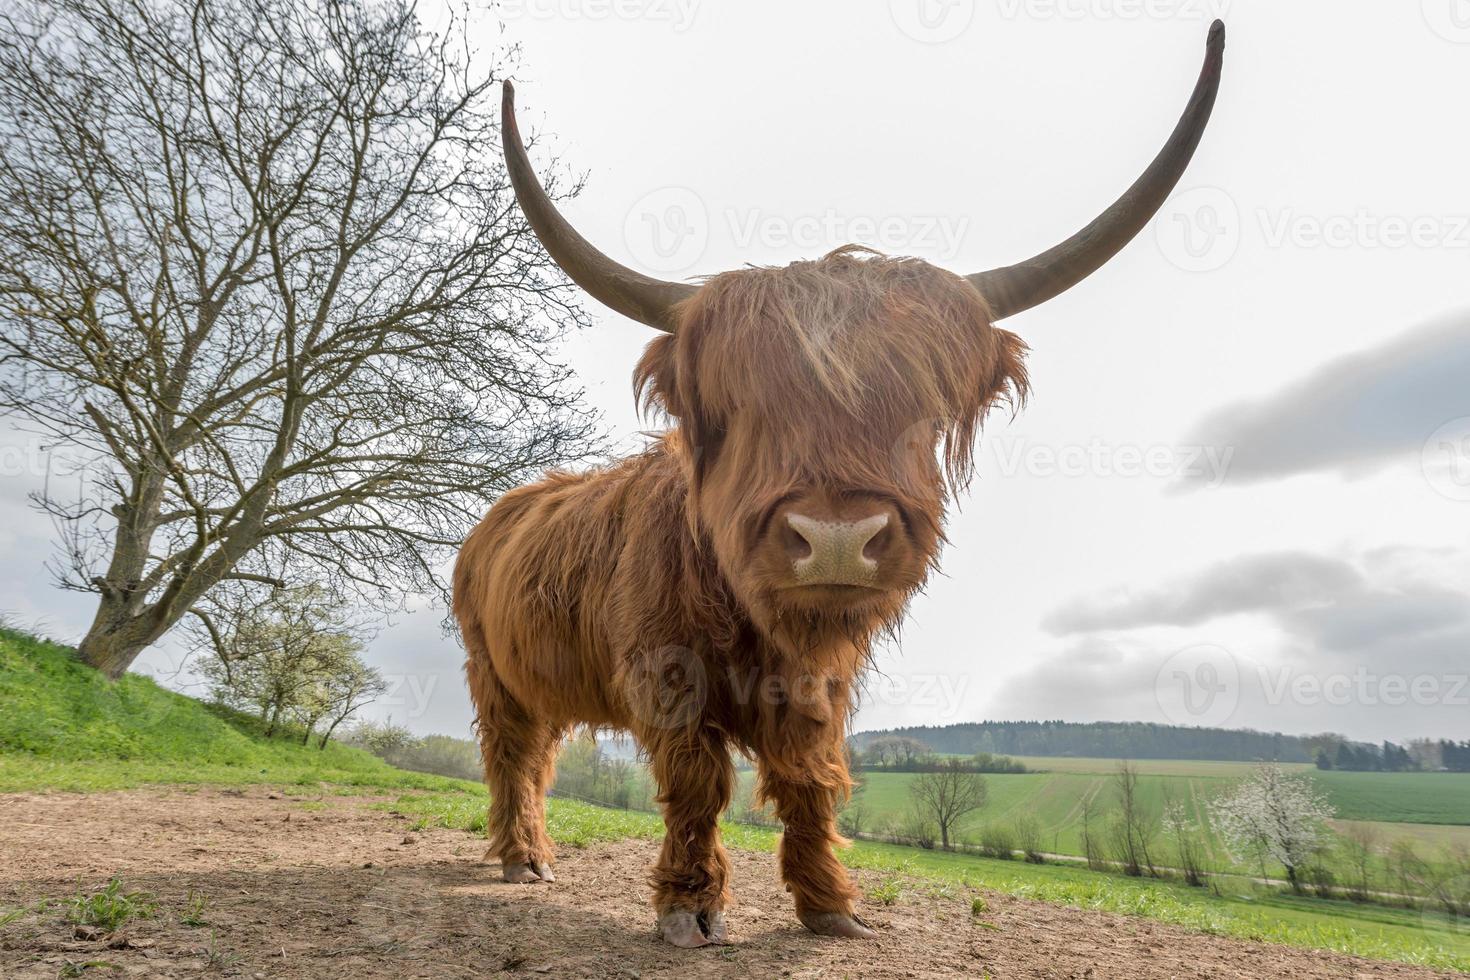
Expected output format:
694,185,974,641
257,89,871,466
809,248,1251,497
502,861,553,884
799,911,878,939
657,909,728,948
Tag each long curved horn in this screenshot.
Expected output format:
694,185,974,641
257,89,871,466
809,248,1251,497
502,81,696,332
968,20,1226,321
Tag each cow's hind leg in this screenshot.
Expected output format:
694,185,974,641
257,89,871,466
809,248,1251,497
469,662,560,883
644,729,735,947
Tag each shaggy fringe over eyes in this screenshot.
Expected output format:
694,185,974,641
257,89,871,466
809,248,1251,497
634,245,1029,494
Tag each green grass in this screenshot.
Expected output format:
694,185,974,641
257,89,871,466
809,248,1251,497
0,627,464,794
66,877,156,932
377,787,1470,974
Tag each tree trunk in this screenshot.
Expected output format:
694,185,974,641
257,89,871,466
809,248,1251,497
76,600,166,679
76,629,147,680
318,715,348,750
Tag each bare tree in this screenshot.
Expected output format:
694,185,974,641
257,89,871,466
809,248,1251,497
1339,822,1380,903
909,761,987,850
1078,784,1107,871
0,0,595,677
1163,796,1208,887
1110,761,1159,877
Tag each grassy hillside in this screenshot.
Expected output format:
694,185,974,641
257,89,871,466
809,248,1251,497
0,627,461,794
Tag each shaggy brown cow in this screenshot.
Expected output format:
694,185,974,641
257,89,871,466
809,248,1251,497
454,23,1225,947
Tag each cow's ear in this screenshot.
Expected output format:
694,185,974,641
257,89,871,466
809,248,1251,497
981,327,1030,414
634,333,683,420
634,332,726,490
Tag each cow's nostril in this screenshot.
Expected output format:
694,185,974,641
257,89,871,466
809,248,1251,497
862,522,892,561
782,520,813,561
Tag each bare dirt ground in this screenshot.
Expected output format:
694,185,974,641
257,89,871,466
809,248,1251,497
0,786,1460,979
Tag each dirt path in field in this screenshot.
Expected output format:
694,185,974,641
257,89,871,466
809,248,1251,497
0,786,1459,979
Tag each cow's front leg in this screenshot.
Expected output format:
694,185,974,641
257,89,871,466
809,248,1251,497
759,762,876,939
644,728,735,947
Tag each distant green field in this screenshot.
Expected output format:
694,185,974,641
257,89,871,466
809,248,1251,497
834,765,1470,881
969,757,1470,827
1311,770,1470,825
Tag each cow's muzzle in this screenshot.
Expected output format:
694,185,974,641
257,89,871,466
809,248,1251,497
785,512,890,588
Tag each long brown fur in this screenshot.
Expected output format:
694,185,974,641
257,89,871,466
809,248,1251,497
453,247,1028,930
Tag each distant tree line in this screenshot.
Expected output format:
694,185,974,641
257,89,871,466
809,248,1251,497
857,736,1028,773
1314,738,1470,772
851,721,1315,763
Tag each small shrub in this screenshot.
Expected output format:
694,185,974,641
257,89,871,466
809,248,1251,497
970,896,989,917
1013,815,1045,864
977,823,1016,861
836,800,867,838
1301,864,1339,900
903,809,937,850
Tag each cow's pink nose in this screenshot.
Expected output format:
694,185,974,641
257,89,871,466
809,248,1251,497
785,513,890,587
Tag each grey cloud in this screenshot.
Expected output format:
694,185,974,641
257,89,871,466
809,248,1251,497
1043,551,1363,635
1286,590,1470,654
1019,548,1470,741
1183,315,1470,485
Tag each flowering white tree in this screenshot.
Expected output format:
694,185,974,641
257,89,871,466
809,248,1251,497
1210,762,1334,891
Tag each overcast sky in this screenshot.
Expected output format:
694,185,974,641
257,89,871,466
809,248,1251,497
5,0,1469,747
